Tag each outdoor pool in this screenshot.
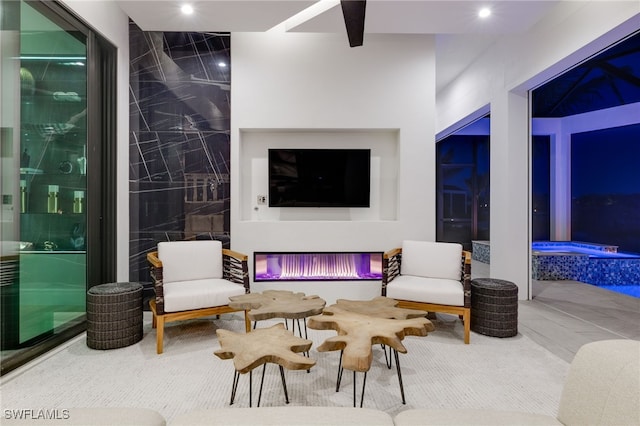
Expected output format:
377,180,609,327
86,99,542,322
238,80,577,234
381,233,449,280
531,241,640,298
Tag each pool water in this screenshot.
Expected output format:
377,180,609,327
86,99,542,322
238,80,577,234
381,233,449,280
531,242,640,259
596,284,640,298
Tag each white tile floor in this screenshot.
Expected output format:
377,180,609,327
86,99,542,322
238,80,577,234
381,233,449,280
472,260,640,363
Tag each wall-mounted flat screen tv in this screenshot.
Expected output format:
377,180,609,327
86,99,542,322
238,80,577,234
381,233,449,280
268,148,371,208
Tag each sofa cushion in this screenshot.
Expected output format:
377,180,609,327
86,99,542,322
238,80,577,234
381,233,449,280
171,407,394,425
557,339,640,426
394,409,561,425
158,240,223,283
386,275,464,306
163,279,245,312
401,240,462,280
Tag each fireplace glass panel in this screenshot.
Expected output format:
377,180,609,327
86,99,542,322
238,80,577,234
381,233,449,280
254,252,383,282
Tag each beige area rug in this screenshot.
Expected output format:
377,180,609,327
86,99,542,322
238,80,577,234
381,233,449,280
0,313,569,423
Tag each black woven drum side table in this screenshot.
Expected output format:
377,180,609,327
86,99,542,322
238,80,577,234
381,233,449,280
470,278,518,338
87,282,143,350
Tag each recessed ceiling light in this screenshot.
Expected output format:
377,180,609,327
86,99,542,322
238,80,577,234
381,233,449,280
478,7,491,18
181,4,194,15
218,62,227,68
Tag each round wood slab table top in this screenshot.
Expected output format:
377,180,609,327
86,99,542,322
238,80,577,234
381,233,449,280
214,323,316,374
228,290,326,321
307,306,432,373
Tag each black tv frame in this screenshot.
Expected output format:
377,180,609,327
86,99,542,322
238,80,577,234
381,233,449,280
268,148,371,208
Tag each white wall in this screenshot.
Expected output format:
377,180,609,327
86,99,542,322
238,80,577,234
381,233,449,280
60,1,130,281
436,1,640,299
231,32,435,303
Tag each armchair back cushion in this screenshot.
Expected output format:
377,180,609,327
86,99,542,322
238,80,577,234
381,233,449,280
158,240,223,283
401,240,462,280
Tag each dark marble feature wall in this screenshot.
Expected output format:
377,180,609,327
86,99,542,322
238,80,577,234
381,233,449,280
129,24,231,295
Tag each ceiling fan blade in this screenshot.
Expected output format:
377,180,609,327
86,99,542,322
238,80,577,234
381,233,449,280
340,0,366,47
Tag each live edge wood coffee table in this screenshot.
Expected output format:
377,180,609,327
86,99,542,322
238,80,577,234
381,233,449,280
214,323,315,407
229,290,326,340
307,297,433,407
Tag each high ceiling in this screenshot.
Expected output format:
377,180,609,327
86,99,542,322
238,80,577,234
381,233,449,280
114,0,640,112
115,0,562,91
116,0,558,34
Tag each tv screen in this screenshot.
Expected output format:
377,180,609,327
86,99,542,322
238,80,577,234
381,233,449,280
269,148,371,207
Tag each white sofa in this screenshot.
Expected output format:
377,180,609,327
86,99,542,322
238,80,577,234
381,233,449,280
5,340,638,425
172,406,394,425
395,339,640,426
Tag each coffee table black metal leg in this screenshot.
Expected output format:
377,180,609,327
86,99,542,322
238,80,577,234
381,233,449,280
351,371,368,408
230,370,240,405
293,318,311,373
257,364,267,407
360,371,368,408
352,371,356,407
336,350,344,391
394,349,406,404
279,365,290,404
248,370,253,407
382,344,393,369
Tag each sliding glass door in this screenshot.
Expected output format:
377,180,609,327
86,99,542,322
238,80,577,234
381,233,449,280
0,0,116,375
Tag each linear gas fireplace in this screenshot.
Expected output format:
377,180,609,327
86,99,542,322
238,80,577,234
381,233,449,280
254,252,383,282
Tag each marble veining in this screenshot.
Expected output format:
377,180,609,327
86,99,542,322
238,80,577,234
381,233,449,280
128,24,231,292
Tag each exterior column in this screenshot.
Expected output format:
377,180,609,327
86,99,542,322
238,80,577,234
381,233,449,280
550,129,571,241
489,90,530,299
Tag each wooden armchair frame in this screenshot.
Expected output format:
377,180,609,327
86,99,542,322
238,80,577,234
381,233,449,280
382,248,472,344
147,248,251,354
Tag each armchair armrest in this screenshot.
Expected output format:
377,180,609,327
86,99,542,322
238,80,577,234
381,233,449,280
147,251,162,269
147,251,166,314
382,247,402,296
462,250,471,308
222,248,250,294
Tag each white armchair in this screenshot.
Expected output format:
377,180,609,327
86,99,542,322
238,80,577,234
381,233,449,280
147,240,251,354
382,240,471,344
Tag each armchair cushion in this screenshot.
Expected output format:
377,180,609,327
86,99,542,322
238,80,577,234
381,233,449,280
158,240,223,283
401,240,462,280
386,275,465,306
163,278,247,313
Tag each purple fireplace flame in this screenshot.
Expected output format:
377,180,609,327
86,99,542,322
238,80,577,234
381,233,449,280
254,252,383,281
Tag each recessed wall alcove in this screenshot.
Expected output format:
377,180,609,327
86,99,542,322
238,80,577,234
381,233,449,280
239,129,400,222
